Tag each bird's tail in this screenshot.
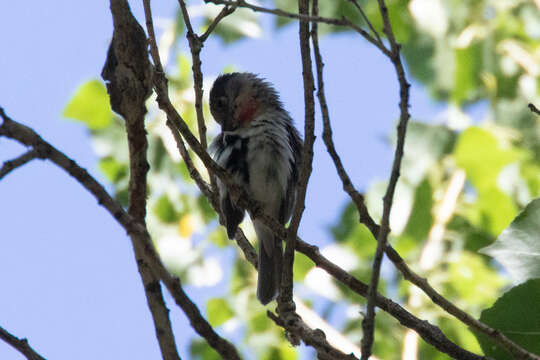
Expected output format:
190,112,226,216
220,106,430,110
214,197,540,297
254,220,282,305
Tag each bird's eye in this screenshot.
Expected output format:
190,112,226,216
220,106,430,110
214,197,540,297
216,97,227,109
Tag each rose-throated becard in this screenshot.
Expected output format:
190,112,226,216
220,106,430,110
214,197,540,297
209,72,303,305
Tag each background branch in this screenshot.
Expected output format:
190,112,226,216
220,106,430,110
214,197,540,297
0,326,45,360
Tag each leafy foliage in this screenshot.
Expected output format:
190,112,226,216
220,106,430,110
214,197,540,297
481,198,540,283
475,279,540,359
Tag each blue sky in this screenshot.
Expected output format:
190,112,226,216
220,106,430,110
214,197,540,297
0,1,446,359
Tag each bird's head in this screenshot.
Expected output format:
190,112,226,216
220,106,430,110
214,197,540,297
209,72,282,131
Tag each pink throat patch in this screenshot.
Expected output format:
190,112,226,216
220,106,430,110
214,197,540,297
238,102,258,125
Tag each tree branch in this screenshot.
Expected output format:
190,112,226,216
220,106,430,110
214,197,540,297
0,326,46,360
0,149,41,181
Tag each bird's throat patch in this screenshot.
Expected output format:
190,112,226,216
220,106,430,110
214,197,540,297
238,102,258,126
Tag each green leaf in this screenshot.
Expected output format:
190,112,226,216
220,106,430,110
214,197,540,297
63,80,112,130
262,345,297,360
98,157,127,183
153,195,179,223
475,279,540,359
206,298,234,327
455,127,519,191
455,127,519,234
453,41,483,103
209,228,229,248
480,198,540,283
293,252,314,282
197,195,217,224
249,311,272,333
190,339,220,360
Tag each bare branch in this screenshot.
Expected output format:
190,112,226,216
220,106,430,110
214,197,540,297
0,326,46,360
205,0,391,57
0,149,41,181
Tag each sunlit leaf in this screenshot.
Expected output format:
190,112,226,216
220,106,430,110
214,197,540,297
293,252,314,282
153,195,179,223
475,279,540,359
207,298,234,327
98,157,127,183
480,198,540,283
209,228,229,248
63,80,112,130
190,339,220,360
453,41,483,103
178,214,194,238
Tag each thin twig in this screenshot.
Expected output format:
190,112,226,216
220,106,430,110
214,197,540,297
0,149,41,180
0,326,46,360
348,0,382,45
361,0,411,357
205,0,391,57
0,108,241,360
200,4,237,42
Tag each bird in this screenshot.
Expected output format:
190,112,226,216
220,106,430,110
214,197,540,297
209,72,303,305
